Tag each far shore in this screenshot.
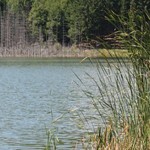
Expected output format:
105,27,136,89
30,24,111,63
0,48,129,59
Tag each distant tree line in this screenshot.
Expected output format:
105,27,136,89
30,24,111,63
0,0,149,48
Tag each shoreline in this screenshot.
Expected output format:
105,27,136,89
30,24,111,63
0,48,129,59
0,56,130,64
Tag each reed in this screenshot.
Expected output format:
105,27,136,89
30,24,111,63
79,2,150,149
44,2,150,149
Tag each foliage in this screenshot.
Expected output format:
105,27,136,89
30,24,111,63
79,1,150,149
2,0,141,45
0,0,6,12
7,0,34,12
28,0,49,40
66,0,103,43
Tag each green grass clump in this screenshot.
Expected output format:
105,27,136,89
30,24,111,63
79,54,150,150
44,2,150,149
79,2,150,149
85,49,129,58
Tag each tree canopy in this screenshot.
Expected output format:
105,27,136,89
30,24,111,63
0,0,149,46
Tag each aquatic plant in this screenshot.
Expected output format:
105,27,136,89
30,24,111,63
79,2,150,149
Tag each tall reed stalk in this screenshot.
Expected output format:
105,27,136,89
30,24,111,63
79,2,150,149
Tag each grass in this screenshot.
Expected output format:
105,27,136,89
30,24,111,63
0,48,128,59
77,54,150,150
44,2,150,149
83,49,129,58
70,48,129,58
43,49,149,150
78,3,150,150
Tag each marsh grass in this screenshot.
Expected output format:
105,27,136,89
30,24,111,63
83,49,129,58
77,2,150,149
44,2,150,149
44,129,58,150
77,52,150,149
43,109,62,150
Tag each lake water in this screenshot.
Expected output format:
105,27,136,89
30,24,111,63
0,58,130,150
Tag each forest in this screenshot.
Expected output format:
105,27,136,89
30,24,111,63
0,0,149,49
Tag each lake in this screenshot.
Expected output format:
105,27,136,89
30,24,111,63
0,58,130,150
